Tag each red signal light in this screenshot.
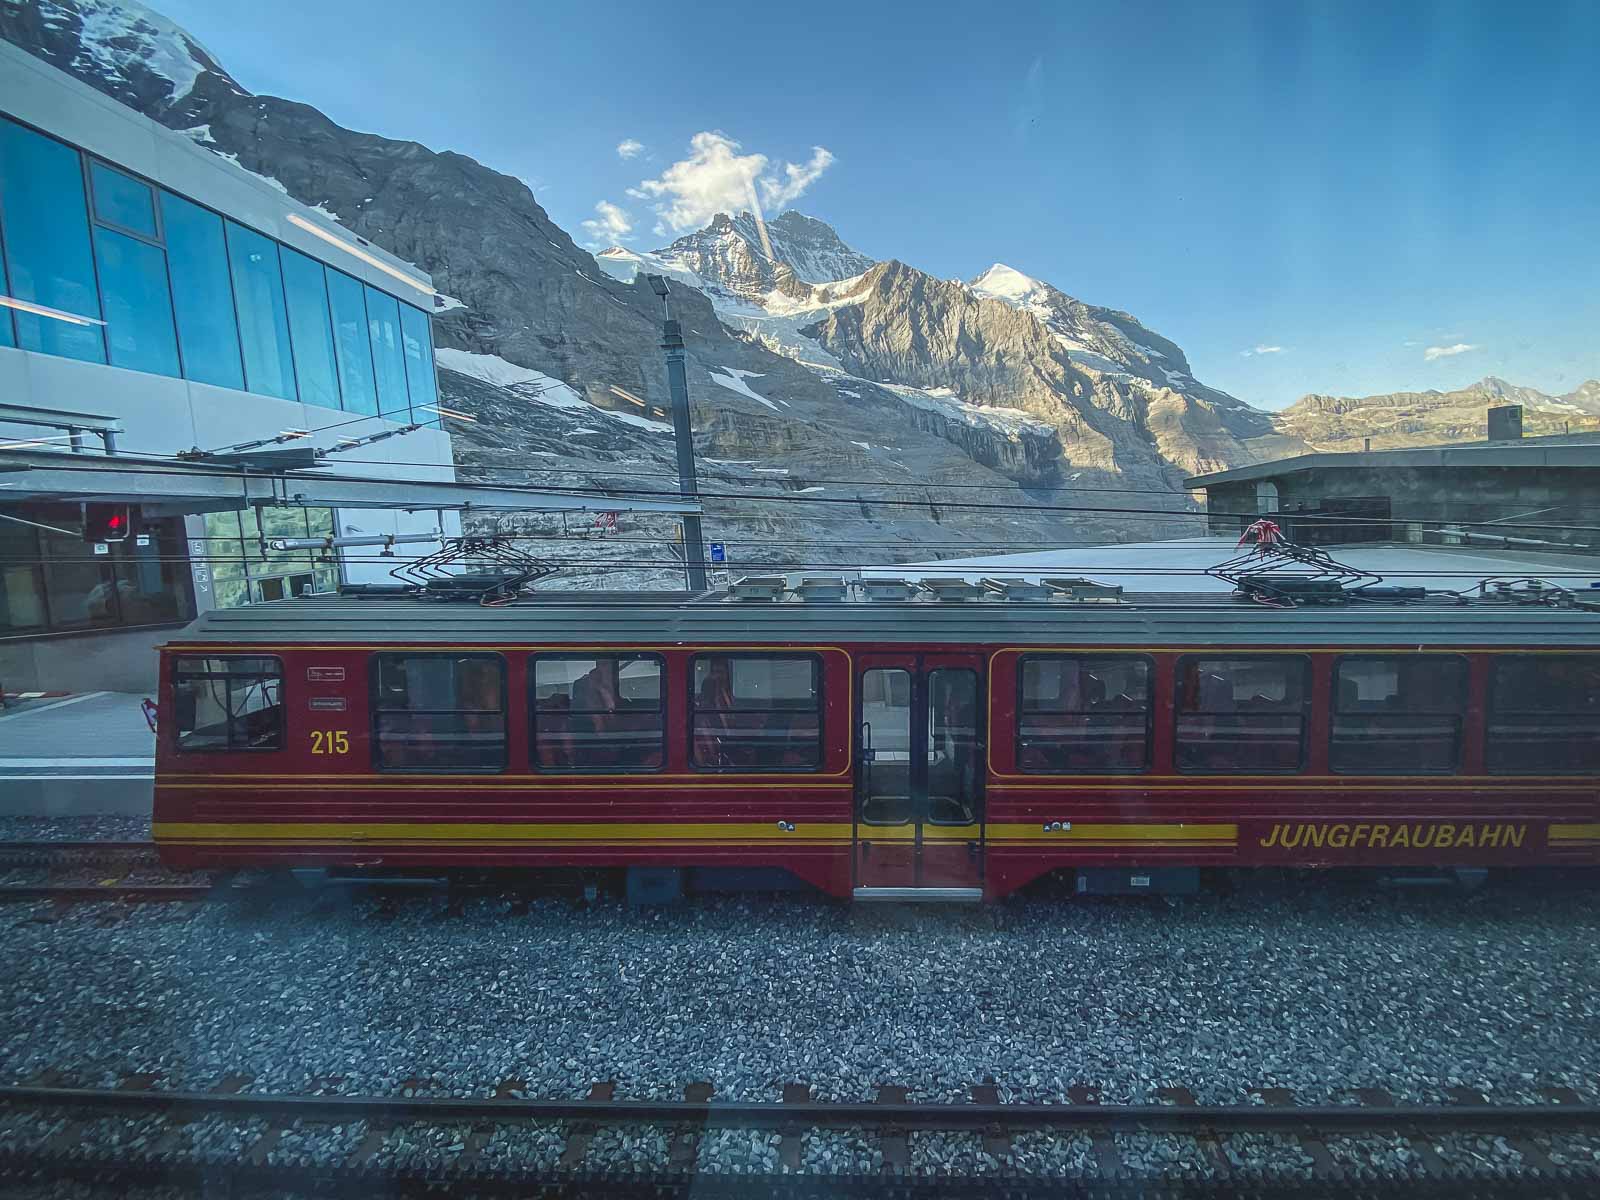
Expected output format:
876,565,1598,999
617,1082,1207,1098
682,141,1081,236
83,503,134,543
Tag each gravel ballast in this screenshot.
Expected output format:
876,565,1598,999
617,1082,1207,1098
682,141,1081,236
2,852,1600,1179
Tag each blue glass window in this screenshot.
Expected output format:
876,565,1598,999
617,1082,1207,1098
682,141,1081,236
160,192,243,390
224,220,296,401
399,302,438,425
280,248,339,410
0,118,104,362
93,226,180,377
326,269,376,415
365,285,408,418
89,161,157,239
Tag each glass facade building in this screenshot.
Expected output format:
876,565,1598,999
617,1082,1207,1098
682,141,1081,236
0,114,441,425
202,508,340,609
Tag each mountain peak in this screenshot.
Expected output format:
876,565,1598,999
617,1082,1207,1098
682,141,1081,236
970,263,1047,300
652,209,875,298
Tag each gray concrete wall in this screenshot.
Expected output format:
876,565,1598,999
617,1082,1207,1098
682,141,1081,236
0,624,172,693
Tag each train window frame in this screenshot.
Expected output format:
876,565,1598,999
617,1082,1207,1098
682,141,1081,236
1014,652,1154,775
529,652,667,774
1485,653,1600,776
688,651,824,773
1329,653,1469,775
1173,653,1312,775
369,651,509,774
172,654,285,753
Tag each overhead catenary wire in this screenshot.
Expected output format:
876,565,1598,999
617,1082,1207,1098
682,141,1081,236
20,431,1600,517
16,550,1600,579
10,452,1600,537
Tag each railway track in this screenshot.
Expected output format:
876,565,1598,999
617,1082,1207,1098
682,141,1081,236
0,839,158,863
2,1079,1599,1197
0,839,221,902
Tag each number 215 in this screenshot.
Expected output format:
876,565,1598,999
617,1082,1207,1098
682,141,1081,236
311,730,350,755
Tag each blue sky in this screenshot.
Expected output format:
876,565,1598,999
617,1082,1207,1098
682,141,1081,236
156,0,1600,409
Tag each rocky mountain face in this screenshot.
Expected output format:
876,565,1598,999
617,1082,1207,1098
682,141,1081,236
1279,377,1600,451
622,213,1303,494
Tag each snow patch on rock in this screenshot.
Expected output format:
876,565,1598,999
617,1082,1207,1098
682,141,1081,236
709,368,787,411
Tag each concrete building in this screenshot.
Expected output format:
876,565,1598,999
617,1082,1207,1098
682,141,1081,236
1184,420,1600,556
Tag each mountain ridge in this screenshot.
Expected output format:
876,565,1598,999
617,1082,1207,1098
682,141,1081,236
1279,376,1600,451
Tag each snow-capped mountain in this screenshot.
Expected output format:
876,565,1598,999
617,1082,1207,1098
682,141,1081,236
5,0,239,115
614,211,1296,479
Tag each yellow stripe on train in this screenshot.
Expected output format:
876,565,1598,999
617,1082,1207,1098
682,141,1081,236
153,820,1237,847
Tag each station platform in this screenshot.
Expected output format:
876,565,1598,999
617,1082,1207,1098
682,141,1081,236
0,691,154,815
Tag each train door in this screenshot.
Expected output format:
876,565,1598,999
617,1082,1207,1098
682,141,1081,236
853,652,985,899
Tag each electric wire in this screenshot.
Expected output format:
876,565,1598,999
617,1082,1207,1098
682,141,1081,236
10,452,1600,537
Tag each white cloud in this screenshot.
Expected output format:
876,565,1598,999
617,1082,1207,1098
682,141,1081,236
626,131,835,237
760,146,834,208
580,200,633,246
616,139,644,160
1424,342,1477,362
1240,344,1285,358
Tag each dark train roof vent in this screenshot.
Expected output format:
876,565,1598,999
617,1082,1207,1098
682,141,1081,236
730,575,786,602
984,577,1049,602
422,571,529,600
861,577,915,602
795,576,848,603
1044,577,1125,602
919,577,984,602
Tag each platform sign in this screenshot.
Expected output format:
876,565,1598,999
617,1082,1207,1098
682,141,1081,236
709,542,726,564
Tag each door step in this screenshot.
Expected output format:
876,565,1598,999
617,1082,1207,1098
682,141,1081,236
852,886,984,903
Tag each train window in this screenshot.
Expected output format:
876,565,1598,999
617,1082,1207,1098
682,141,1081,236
927,668,981,824
1331,656,1468,774
1487,656,1600,774
691,654,821,770
173,656,283,751
372,653,506,772
1017,655,1151,773
531,654,665,771
1175,656,1310,773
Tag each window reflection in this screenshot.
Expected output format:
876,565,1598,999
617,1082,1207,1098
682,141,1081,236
365,284,409,418
93,226,181,377
160,191,245,390
281,248,341,410
328,269,378,414
0,118,105,360
225,220,297,400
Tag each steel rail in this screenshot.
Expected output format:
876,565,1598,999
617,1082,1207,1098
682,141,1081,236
0,884,214,901
4,1084,1599,1133
0,840,156,853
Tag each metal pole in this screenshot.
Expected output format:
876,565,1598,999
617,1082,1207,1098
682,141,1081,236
661,317,707,592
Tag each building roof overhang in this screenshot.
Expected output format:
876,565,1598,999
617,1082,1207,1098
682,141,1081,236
0,448,702,516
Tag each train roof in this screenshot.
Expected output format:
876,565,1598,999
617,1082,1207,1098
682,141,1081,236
166,592,1600,649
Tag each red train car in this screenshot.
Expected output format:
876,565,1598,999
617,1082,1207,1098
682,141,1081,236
152,591,1600,901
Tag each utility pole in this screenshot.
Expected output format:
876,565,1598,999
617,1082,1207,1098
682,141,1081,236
646,275,708,592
